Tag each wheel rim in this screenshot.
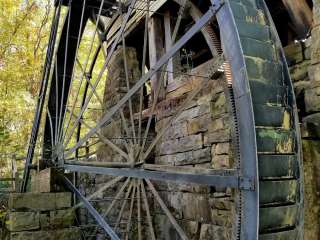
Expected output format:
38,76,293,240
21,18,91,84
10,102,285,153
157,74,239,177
21,0,304,239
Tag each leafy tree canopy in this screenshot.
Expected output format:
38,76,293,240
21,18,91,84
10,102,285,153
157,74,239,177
0,0,51,173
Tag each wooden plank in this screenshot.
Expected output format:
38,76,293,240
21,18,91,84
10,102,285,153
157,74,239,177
106,0,167,48
281,0,312,37
164,11,174,85
148,15,165,100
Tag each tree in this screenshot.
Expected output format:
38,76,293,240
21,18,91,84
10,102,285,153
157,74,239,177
0,0,52,172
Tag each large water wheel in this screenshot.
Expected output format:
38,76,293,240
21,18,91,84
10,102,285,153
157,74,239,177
21,0,303,239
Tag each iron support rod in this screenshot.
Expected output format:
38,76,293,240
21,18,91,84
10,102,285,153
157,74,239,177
63,176,120,240
21,4,61,192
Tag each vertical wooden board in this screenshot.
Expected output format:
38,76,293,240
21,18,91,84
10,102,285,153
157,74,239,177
164,11,174,85
148,15,165,100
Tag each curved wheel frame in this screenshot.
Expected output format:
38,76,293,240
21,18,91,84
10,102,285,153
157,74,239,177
21,0,303,239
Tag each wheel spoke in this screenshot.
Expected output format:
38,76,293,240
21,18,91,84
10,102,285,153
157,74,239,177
137,178,142,240
57,0,72,145
63,0,138,149
46,108,55,150
114,180,134,231
137,0,150,147
75,58,104,106
140,179,156,240
120,109,134,150
54,58,59,145
122,32,137,145
61,0,107,145
125,180,137,240
145,179,188,240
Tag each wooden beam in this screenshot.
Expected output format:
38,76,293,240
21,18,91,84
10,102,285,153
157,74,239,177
281,0,312,37
164,11,174,85
148,15,165,101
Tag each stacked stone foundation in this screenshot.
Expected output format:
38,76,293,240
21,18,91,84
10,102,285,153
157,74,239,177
1,169,81,240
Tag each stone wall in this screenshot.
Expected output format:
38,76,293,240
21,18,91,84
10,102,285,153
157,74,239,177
285,34,320,238
2,192,80,240
153,59,234,239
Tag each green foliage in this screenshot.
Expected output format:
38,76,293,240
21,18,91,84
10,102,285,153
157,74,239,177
0,0,52,169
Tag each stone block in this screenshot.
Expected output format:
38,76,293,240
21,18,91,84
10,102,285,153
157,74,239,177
215,143,230,155
40,213,50,229
314,3,320,25
157,134,203,155
176,105,210,123
284,42,304,65
304,45,311,60
289,61,309,82
199,224,231,240
8,192,71,211
10,227,81,240
293,81,310,99
31,168,62,193
181,193,211,222
6,212,40,231
211,94,228,117
212,155,230,169
152,181,209,194
303,140,320,190
208,115,230,132
308,64,320,84
311,27,320,64
157,121,188,141
186,114,211,135
305,87,320,113
155,148,211,166
209,197,232,210
210,209,232,227
302,113,320,138
55,192,72,209
204,129,230,146
50,209,75,227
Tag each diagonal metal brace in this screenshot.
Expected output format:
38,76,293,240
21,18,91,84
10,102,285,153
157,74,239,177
62,176,120,240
